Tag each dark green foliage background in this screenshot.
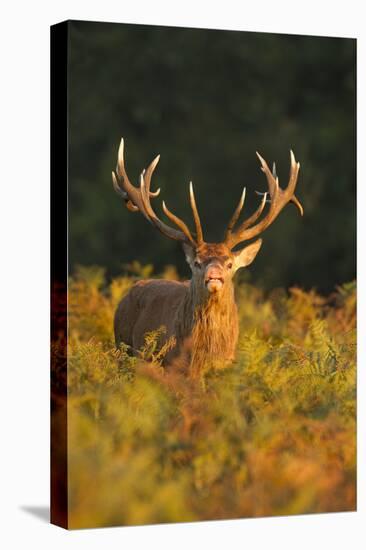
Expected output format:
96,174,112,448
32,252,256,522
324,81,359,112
68,21,356,292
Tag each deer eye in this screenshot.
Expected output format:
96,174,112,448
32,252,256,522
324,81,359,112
194,260,202,268
227,262,233,269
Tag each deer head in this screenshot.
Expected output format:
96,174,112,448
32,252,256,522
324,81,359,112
112,139,303,296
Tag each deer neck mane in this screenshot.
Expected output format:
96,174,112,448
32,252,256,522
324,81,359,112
174,278,239,373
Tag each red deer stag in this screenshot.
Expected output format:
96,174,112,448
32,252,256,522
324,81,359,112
112,139,303,376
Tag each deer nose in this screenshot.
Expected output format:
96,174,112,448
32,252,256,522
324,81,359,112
205,263,224,293
206,264,223,279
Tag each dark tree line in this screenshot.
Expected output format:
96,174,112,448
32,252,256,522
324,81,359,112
68,21,356,293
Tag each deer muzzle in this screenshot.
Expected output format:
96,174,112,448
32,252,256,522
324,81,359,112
205,264,224,293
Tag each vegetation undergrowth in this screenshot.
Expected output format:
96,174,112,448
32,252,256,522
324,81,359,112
64,265,356,528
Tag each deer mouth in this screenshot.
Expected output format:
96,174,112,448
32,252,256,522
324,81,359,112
205,277,224,292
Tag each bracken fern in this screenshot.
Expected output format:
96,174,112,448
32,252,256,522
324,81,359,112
62,265,356,528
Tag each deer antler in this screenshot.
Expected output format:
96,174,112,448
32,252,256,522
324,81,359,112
224,150,303,249
112,138,204,247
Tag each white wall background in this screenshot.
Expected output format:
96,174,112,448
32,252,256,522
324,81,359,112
0,1,363,548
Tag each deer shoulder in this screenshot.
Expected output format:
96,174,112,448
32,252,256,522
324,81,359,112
114,279,189,353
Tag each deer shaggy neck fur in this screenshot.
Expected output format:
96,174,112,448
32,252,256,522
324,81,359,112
174,277,238,375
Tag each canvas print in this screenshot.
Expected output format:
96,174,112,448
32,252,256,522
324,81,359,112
51,20,356,529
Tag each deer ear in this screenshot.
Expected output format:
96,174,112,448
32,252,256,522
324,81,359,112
233,239,262,271
182,242,196,268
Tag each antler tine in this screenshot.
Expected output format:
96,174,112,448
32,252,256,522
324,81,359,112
113,138,146,214
225,150,304,249
162,199,196,246
224,190,267,243
112,138,197,245
256,151,279,198
224,187,246,240
143,155,161,197
112,169,126,198
287,150,299,196
112,170,139,212
189,182,204,245
288,150,303,215
240,192,268,230
272,162,277,178
291,194,304,216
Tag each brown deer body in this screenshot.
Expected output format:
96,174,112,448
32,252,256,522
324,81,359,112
115,243,243,373
112,139,303,375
